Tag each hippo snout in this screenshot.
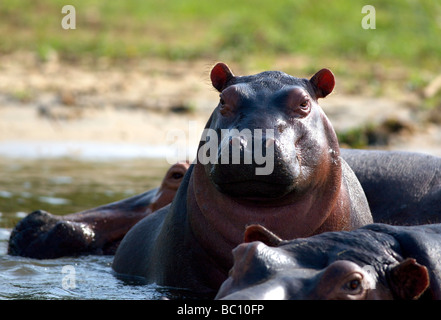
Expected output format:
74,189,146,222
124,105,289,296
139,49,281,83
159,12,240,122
205,130,300,198
215,241,294,299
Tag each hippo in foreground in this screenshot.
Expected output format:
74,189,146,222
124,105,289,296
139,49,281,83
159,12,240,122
216,223,441,300
7,162,189,258
111,63,372,296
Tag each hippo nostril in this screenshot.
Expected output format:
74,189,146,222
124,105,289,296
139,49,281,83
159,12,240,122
230,136,248,146
230,136,248,149
265,137,275,149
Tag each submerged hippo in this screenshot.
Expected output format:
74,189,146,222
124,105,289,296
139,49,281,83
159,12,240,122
216,223,441,300
7,162,189,258
112,63,372,295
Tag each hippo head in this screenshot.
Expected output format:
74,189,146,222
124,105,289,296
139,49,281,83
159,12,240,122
215,225,431,300
149,161,190,212
199,63,338,199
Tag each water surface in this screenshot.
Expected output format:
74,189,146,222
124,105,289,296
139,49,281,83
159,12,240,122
0,156,190,300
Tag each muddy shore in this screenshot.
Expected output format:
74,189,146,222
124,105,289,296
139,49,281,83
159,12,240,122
1,52,440,159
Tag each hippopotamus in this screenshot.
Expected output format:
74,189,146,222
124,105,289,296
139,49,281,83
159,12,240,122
340,149,441,225
7,161,189,259
216,223,441,300
111,63,372,296
9,147,439,260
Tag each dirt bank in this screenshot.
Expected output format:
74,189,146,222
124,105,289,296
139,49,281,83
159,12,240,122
1,52,440,158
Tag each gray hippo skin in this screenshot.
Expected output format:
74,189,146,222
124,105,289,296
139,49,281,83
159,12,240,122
341,149,441,225
112,63,372,296
7,162,189,258
216,223,441,300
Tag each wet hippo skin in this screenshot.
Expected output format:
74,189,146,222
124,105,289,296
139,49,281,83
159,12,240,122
111,63,373,296
341,149,441,225
7,162,189,258
216,223,441,300
215,148,439,300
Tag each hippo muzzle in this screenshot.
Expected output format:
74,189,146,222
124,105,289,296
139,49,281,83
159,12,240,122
205,125,301,199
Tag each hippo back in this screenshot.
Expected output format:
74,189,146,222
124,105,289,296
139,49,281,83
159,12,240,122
341,149,441,225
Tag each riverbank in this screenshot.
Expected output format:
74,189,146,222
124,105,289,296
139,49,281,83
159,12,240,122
1,52,441,158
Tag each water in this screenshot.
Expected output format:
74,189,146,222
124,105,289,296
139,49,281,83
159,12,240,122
0,155,193,300
0,229,165,299
0,141,181,161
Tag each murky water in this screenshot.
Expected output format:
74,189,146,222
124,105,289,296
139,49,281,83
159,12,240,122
0,156,193,300
0,157,169,227
0,230,162,300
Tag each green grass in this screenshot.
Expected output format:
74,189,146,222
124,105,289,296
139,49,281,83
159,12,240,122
0,0,440,68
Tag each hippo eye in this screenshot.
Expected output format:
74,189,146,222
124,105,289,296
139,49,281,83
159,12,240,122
289,99,311,119
299,100,309,109
219,95,235,117
172,172,184,180
341,275,365,296
347,279,361,291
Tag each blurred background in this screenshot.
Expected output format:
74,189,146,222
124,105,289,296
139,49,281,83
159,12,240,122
0,0,441,224
0,0,441,300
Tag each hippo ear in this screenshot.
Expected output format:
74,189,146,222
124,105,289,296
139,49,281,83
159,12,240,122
211,62,235,92
388,258,430,300
244,224,283,247
309,68,335,99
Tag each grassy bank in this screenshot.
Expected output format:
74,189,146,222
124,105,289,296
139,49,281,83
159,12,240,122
1,0,440,68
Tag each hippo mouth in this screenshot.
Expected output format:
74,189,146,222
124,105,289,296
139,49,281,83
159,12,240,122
214,179,295,199
208,161,299,199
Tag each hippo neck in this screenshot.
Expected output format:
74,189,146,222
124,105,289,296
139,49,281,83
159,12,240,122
188,158,347,274
186,170,234,287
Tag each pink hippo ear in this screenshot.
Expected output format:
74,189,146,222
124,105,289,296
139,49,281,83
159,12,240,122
211,62,235,92
244,224,283,247
388,258,430,300
309,68,335,99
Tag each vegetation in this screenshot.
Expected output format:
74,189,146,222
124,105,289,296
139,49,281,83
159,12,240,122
0,0,440,68
337,118,414,148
